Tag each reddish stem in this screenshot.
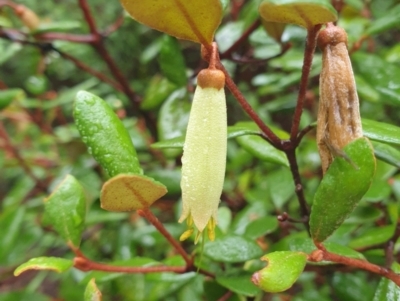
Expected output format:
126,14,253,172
34,33,96,43
74,256,187,274
310,244,400,286
138,208,192,266
290,25,321,141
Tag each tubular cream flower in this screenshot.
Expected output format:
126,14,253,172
179,68,227,243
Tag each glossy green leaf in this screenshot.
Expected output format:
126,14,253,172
217,274,260,297
235,121,289,167
349,225,394,249
371,141,400,169
0,88,25,110
204,235,263,263
74,90,142,177
120,0,223,45
146,169,181,195
14,257,73,276
84,278,102,301
373,262,400,301
310,137,376,243
140,76,177,111
252,251,307,293
244,216,278,239
353,53,400,106
157,88,190,157
44,174,86,248
362,119,400,146
259,0,337,29
100,174,167,211
158,36,187,86
332,272,376,301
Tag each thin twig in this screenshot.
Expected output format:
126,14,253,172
138,208,192,266
310,245,400,286
290,25,321,141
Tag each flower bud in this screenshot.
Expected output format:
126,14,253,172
179,68,226,243
317,25,363,174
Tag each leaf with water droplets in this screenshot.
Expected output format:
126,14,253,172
44,175,86,248
74,91,142,177
101,174,167,211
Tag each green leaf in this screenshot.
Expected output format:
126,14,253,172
74,91,142,177
252,251,307,293
244,216,278,239
259,0,337,29
216,274,260,297
33,20,82,34
24,75,49,96
261,19,286,43
100,174,167,211
84,278,102,301
158,36,187,86
0,88,25,110
235,121,289,167
204,235,263,263
0,206,26,261
140,76,177,111
371,141,400,169
44,174,86,248
349,225,394,249
14,257,73,276
120,0,223,45
366,5,400,36
373,262,400,301
353,53,400,106
362,119,400,146
286,237,365,261
310,137,376,243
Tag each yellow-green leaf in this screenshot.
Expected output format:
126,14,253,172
100,174,167,212
259,0,337,29
120,0,223,45
84,278,102,301
14,257,73,276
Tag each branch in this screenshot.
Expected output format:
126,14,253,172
138,208,192,266
290,25,321,141
310,244,400,287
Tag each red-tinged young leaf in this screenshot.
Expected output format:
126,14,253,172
44,174,86,248
84,278,102,301
100,174,167,212
259,0,337,29
74,91,142,177
373,262,400,301
310,137,376,243
120,0,223,45
252,251,307,293
14,257,73,276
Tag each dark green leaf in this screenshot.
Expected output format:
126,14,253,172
349,225,394,249
14,257,73,276
244,216,278,239
371,141,400,168
158,36,187,86
310,137,376,243
140,76,177,111
204,235,263,263
362,119,400,146
217,274,260,297
44,174,86,247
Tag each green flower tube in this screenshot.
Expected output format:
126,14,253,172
179,68,227,242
